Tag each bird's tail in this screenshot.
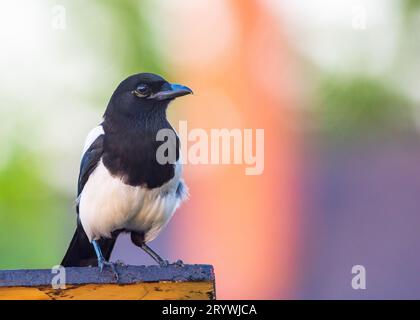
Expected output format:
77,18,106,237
61,226,116,267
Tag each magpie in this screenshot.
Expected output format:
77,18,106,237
61,73,192,278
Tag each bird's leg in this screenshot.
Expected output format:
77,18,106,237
131,232,183,267
140,243,169,267
92,240,119,280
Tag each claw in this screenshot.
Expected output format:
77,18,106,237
158,259,169,267
158,259,184,267
174,259,184,267
98,259,119,281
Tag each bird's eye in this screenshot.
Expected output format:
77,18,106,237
132,84,151,97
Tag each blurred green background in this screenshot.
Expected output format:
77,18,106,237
0,0,165,268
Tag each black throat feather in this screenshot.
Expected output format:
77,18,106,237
102,99,179,189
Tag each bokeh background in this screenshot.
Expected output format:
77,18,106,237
1,0,420,299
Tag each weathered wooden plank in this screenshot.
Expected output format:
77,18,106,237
0,264,215,300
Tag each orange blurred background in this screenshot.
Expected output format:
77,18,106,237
166,0,299,299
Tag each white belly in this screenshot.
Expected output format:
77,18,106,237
79,160,184,242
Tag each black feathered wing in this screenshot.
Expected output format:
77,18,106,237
77,133,105,207
62,131,117,267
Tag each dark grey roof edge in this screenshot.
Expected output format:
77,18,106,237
0,264,215,287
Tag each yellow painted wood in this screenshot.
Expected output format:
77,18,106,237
0,281,214,300
0,287,51,300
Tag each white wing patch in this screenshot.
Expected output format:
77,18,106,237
82,125,104,156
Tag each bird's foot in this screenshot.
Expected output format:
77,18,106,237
173,259,184,267
114,259,127,267
159,259,184,267
158,259,170,267
98,259,119,281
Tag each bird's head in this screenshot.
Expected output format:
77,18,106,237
105,73,192,118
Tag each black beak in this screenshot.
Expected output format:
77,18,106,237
150,83,193,101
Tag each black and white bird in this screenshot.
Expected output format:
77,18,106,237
61,73,192,277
